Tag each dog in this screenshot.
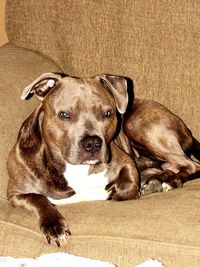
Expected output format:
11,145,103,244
7,73,200,246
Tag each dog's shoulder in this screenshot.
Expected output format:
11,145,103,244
18,105,43,153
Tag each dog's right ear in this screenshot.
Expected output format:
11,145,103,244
21,73,63,100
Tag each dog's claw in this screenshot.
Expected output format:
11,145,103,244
55,239,61,247
46,230,70,246
44,227,71,246
65,229,71,236
46,235,51,244
41,213,71,247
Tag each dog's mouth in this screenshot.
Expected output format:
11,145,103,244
62,146,109,165
81,159,102,165
70,152,109,165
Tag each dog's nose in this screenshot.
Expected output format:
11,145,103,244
81,135,102,153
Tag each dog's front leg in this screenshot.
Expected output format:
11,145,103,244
107,142,140,201
9,193,71,246
111,160,140,201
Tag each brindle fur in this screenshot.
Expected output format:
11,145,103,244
7,73,200,246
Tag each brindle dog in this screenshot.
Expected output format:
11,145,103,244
7,73,200,246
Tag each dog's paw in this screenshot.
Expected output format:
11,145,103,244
140,179,163,196
162,177,182,191
39,212,71,247
111,185,140,201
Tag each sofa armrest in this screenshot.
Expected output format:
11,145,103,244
0,43,62,92
0,43,63,199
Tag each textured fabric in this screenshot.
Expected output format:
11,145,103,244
0,43,62,199
1,1,200,267
1,179,200,267
5,0,200,139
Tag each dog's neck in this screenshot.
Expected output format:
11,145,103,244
47,162,109,205
65,163,91,177
65,163,108,197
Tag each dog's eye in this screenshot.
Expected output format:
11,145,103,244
59,111,70,120
102,110,112,118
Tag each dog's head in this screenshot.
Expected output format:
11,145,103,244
21,73,129,165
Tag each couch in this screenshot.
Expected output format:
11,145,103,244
1,1,200,266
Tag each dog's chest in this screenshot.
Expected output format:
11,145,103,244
48,164,109,205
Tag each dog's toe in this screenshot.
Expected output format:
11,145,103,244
40,213,71,246
162,182,173,191
162,177,182,191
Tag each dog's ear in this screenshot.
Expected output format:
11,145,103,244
21,73,63,100
97,75,128,114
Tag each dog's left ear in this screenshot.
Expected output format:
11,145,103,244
97,75,128,114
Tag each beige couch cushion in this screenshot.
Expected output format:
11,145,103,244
1,1,200,266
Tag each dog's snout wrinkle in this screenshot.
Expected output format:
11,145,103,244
81,135,102,153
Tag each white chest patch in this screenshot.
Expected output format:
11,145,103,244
48,163,109,205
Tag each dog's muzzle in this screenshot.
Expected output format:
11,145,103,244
62,134,108,165
80,135,102,153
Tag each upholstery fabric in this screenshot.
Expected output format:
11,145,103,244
1,1,200,266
